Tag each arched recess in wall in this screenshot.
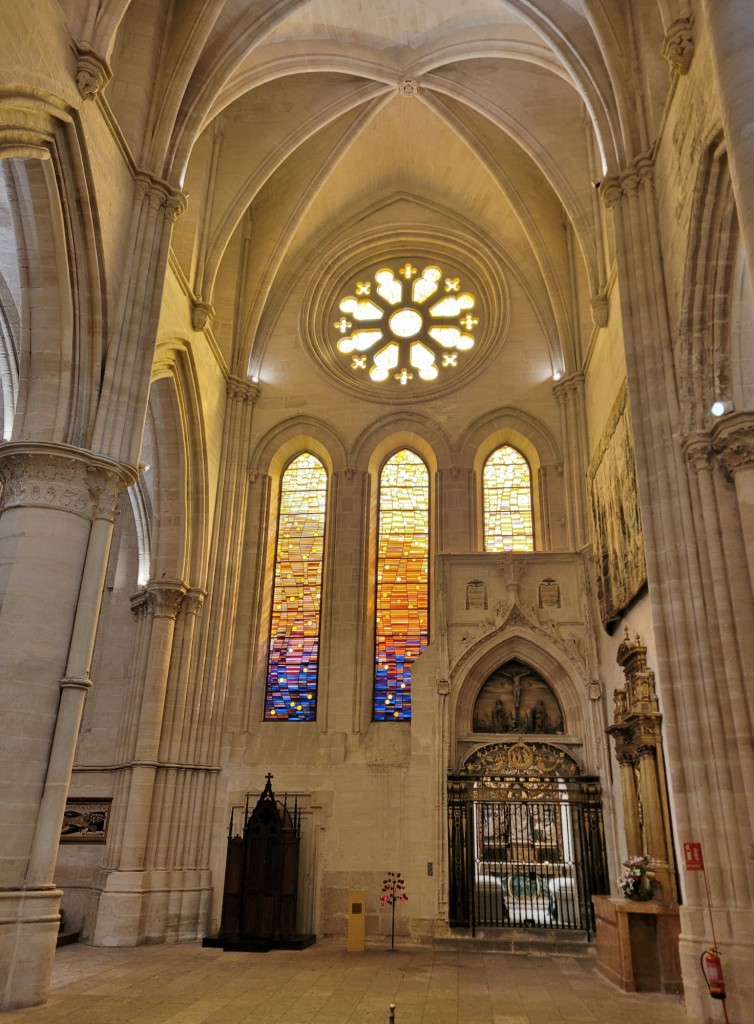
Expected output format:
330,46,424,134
449,628,593,774
148,339,209,585
0,98,105,447
679,135,743,432
127,472,152,589
244,417,347,730
457,407,563,551
0,270,19,440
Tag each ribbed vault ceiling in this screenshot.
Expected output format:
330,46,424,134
71,0,671,381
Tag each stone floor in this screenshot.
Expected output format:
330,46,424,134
3,940,687,1024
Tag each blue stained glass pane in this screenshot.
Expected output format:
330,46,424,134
265,453,327,721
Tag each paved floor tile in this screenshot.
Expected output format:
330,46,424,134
0,940,687,1024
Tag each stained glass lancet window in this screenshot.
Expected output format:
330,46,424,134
483,445,534,552
265,453,327,721
374,449,429,720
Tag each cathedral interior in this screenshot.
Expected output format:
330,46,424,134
0,3,752,1022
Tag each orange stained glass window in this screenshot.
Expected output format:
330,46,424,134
265,452,327,721
483,445,534,552
373,449,429,720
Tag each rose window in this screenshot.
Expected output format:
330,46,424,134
333,262,479,387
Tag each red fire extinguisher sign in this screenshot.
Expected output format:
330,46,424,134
683,841,704,871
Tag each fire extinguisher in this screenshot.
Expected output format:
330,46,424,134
701,948,726,1000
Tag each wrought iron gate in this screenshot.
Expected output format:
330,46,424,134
448,742,609,936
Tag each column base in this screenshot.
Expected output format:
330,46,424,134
0,888,62,1010
93,869,212,946
678,904,754,1024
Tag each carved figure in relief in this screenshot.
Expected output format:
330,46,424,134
472,659,564,735
492,699,508,732
531,700,546,733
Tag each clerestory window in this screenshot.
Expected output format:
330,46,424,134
373,449,429,720
333,261,478,389
264,452,327,721
483,445,534,552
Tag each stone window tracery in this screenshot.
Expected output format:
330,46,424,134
373,449,429,720
333,261,478,388
483,445,533,552
264,452,327,721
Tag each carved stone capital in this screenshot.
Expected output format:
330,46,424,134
226,376,260,405
162,188,188,222
682,432,714,474
182,588,206,617
616,748,637,769
146,580,187,619
662,17,695,76
88,464,129,521
601,177,624,209
590,292,609,328
130,589,150,618
711,412,754,476
622,171,641,198
75,43,112,100
0,443,130,520
636,742,659,761
192,301,215,332
552,371,585,400
601,152,655,208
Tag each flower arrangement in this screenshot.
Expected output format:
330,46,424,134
380,871,408,949
618,855,653,900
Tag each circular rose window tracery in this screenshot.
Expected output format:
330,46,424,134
333,261,479,387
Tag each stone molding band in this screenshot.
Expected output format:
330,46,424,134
682,414,754,476
0,442,135,521
711,412,754,475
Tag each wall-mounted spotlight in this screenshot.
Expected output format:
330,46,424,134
592,180,602,190
710,399,733,417
552,370,563,381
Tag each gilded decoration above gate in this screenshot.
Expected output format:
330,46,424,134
462,741,581,779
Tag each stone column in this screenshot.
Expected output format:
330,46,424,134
437,465,474,552
604,156,754,1022
119,581,187,872
713,414,754,596
553,373,588,549
0,442,130,1010
616,750,643,860
93,581,185,946
636,743,673,900
320,467,370,736
700,0,754,294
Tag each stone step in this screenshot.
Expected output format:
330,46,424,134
432,927,593,956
